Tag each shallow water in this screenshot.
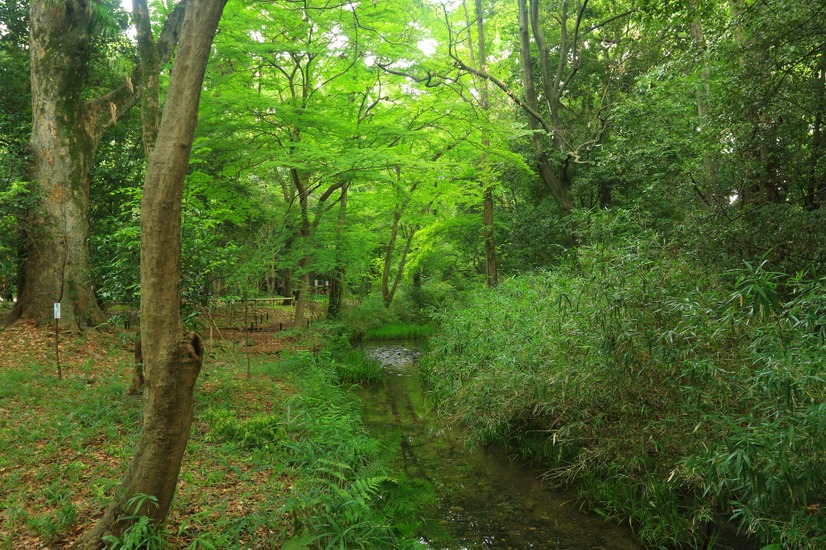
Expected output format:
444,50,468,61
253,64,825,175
357,342,640,549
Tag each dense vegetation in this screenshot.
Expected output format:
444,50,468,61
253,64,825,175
423,212,826,547
1,0,824,547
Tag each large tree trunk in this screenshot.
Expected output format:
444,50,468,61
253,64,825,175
16,0,103,329
73,0,226,546
13,0,185,329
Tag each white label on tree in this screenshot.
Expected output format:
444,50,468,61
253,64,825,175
54,303,61,319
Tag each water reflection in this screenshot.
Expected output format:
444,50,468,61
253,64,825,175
357,342,640,550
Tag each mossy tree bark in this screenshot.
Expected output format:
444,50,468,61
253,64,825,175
73,0,226,546
14,0,185,330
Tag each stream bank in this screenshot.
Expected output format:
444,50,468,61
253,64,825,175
356,341,640,549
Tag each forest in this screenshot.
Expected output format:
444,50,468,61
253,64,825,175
0,0,824,548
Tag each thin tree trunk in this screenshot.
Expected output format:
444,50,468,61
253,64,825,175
328,183,348,318
474,0,498,287
387,225,416,306
292,173,345,326
689,1,719,191
292,168,311,327
381,211,402,307
73,0,225,545
806,47,826,210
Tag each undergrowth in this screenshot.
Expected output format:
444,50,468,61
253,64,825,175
0,328,427,548
422,210,826,548
363,323,435,341
194,351,427,548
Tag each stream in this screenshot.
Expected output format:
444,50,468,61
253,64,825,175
356,341,640,549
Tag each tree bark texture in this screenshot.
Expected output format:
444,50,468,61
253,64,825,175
15,0,185,329
73,0,226,545
18,0,103,329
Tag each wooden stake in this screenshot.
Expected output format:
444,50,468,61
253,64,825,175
55,316,61,379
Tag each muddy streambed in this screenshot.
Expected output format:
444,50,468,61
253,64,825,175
356,341,640,549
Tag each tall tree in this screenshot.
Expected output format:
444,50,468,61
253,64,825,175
449,0,635,219
74,0,226,546
468,0,498,287
13,0,183,329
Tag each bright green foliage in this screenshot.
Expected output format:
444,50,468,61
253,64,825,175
422,210,826,547
0,0,30,301
331,347,384,384
190,349,428,548
102,494,165,550
274,352,428,549
363,323,435,341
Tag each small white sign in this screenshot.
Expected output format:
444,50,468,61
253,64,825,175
54,303,61,319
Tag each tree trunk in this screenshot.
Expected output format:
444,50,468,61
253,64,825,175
387,225,416,307
327,183,348,319
290,170,344,326
806,47,826,210
13,0,185,329
73,0,225,545
474,0,498,288
282,267,293,300
381,210,402,307
126,337,144,396
293,258,310,327
16,0,103,329
688,3,718,188
292,169,311,327
482,185,498,286
517,0,574,217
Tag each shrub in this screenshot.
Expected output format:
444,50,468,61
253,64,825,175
422,212,826,547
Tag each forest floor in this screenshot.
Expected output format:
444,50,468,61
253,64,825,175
0,303,325,549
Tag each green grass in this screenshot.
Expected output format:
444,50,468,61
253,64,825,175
0,352,140,547
363,323,435,341
331,348,384,384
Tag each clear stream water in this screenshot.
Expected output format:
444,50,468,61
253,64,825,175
356,341,640,550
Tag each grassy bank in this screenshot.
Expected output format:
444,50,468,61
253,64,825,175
421,224,826,548
0,324,425,548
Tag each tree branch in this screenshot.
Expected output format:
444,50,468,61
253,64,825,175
82,1,187,146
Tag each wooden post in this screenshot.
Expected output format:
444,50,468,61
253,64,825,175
54,302,61,379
